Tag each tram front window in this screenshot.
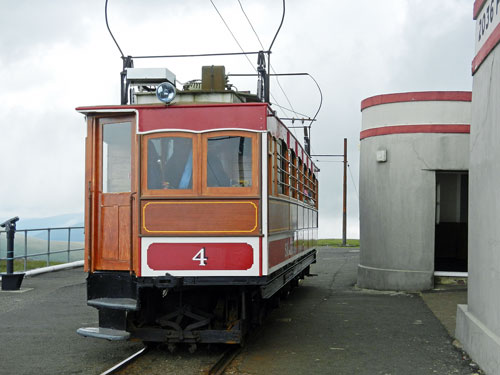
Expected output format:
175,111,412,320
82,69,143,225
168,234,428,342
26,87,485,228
147,137,193,190
207,136,252,187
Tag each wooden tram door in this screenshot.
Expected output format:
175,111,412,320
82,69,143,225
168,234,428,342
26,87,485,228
94,117,136,271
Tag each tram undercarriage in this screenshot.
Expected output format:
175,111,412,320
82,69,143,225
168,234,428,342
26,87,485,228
78,251,316,344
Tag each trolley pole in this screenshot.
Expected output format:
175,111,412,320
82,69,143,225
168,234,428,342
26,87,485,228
342,138,347,247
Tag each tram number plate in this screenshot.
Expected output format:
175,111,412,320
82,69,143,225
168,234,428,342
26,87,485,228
147,242,254,270
192,248,208,266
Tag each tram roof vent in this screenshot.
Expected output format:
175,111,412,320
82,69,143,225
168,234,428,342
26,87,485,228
201,65,227,91
126,68,176,85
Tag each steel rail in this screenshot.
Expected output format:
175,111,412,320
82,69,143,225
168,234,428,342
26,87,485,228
207,346,242,375
100,347,148,375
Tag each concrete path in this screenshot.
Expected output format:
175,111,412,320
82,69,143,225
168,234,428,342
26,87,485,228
0,267,142,375
229,247,479,375
0,247,479,374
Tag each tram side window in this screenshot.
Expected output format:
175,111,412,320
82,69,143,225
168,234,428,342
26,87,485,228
207,136,252,187
268,136,275,196
298,159,304,201
277,141,288,195
147,137,193,190
291,151,297,199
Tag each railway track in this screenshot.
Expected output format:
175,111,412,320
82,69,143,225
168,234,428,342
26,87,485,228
100,344,241,375
207,346,241,375
100,347,148,375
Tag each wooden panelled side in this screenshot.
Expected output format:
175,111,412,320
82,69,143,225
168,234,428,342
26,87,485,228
141,200,260,236
91,115,137,272
84,118,94,272
101,205,119,260
269,199,290,233
96,181,132,269
118,204,132,261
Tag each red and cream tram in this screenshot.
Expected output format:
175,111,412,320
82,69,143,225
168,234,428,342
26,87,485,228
77,67,319,345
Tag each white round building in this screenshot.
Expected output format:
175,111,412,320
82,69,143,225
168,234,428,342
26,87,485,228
358,91,471,291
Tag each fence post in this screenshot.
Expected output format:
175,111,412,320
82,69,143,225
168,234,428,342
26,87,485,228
67,228,71,263
24,230,27,272
47,229,51,267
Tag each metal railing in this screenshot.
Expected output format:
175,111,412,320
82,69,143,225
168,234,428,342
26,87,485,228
0,226,84,272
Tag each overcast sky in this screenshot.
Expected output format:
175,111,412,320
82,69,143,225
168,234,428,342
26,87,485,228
0,0,474,238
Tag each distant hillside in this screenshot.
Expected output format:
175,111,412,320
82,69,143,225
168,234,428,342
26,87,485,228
1,213,84,242
15,213,84,229
0,232,84,263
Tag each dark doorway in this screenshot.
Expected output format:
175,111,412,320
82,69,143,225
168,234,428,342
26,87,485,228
435,172,468,272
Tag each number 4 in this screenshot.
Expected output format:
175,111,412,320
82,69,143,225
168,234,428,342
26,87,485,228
193,248,208,266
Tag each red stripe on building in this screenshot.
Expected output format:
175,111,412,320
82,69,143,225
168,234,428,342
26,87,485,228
474,0,487,20
472,23,500,74
360,124,471,140
361,92,472,111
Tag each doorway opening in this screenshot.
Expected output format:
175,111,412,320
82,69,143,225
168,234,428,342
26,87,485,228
435,171,468,274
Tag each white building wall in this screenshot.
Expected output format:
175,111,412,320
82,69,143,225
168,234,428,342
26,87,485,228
358,93,471,291
456,2,500,370
362,101,471,130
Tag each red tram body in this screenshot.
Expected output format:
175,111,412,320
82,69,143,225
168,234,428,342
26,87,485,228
77,69,319,344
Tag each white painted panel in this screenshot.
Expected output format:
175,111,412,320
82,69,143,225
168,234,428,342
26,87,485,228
262,132,269,275
362,101,471,131
141,237,260,277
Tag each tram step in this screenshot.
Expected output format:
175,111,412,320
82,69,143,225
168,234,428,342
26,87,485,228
88,297,139,311
77,327,130,341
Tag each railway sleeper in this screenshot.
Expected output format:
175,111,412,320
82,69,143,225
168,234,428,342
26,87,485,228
130,322,243,344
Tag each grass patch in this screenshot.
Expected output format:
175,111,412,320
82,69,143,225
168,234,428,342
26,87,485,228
317,238,360,247
0,259,63,273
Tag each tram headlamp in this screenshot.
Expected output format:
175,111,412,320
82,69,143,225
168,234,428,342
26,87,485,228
156,81,176,104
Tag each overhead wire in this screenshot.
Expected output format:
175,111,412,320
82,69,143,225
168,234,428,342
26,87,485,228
237,0,298,138
132,51,267,59
104,0,321,138
105,0,321,154
209,0,289,119
209,0,255,69
348,163,359,200
269,102,312,118
237,0,300,138
237,0,265,48
306,73,323,157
